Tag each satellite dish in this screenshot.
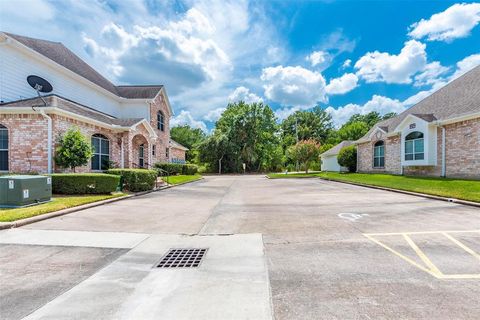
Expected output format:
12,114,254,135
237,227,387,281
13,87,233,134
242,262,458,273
27,75,53,93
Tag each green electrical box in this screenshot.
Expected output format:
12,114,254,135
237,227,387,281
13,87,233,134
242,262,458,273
0,175,52,208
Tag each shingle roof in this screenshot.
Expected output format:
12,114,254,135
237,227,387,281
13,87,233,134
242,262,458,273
321,140,354,157
0,94,143,127
360,64,480,140
5,32,163,100
169,139,189,151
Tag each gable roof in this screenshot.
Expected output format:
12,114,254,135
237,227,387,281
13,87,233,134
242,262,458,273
4,32,163,100
359,64,480,141
321,140,354,157
169,139,189,151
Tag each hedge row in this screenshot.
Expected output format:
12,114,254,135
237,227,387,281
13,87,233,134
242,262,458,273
106,169,157,192
51,173,120,194
154,163,198,175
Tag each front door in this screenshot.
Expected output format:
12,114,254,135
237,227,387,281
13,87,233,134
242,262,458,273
139,144,144,168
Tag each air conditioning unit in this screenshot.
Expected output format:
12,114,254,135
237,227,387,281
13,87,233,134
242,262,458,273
0,175,52,208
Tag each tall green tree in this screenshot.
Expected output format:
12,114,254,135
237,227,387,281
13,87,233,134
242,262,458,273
337,121,370,141
199,101,280,173
170,125,206,162
281,106,333,147
54,128,93,172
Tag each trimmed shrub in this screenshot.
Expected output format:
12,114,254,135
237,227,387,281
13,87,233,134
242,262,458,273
51,173,120,194
337,145,357,173
182,164,198,175
154,163,183,175
106,169,157,192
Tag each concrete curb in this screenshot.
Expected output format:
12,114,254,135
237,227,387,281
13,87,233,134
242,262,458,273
318,177,480,208
164,176,204,187
0,184,173,230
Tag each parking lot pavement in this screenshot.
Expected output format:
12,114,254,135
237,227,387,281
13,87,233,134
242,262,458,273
0,244,125,320
2,175,480,319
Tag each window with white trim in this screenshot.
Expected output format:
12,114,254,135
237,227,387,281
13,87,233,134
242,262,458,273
373,140,384,168
0,124,8,171
405,131,424,161
91,134,110,170
139,144,145,168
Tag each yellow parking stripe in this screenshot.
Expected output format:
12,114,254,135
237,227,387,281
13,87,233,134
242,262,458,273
365,230,480,236
402,234,442,276
364,229,480,279
363,234,439,277
442,232,480,262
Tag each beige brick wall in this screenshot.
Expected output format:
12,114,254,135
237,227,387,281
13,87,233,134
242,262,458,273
357,133,401,174
170,147,186,162
0,114,48,173
358,118,480,178
51,114,122,173
149,92,171,164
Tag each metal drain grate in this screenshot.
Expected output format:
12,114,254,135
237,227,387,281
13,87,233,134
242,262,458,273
156,248,208,268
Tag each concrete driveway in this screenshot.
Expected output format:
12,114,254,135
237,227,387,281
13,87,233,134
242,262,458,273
1,175,479,319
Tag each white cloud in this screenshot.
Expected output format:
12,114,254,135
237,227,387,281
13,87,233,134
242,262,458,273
354,40,427,84
449,53,480,80
261,65,327,107
228,86,263,103
203,107,226,122
325,95,405,127
274,107,300,121
325,73,358,95
170,110,208,132
413,61,450,87
404,53,480,106
342,59,352,68
306,50,330,67
408,3,480,42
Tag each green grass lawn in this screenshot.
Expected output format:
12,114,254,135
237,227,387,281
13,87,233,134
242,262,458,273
0,193,126,222
267,172,320,179
317,172,480,203
163,174,203,185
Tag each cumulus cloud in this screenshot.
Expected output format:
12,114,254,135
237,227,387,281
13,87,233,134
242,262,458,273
413,61,450,87
170,110,208,132
408,3,480,42
354,40,427,84
325,73,358,95
306,50,330,68
342,59,352,68
261,65,327,107
203,107,226,122
325,95,405,127
449,53,480,80
228,86,263,103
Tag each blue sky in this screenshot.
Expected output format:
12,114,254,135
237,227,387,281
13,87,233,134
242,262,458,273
1,0,480,130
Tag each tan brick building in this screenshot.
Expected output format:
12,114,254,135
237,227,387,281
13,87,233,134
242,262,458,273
356,65,480,179
0,32,186,173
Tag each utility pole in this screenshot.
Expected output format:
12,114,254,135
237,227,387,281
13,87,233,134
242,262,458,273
295,116,299,172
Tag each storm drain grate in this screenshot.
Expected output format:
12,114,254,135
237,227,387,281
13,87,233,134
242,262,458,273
156,248,208,268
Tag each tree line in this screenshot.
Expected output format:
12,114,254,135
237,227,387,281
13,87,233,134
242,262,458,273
171,101,396,173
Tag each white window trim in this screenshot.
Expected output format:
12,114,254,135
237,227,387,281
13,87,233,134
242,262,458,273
92,135,110,171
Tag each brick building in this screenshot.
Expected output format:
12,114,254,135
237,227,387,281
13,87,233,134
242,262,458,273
355,65,480,179
0,32,186,173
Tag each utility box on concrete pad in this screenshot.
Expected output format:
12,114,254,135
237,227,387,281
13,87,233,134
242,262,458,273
0,175,52,208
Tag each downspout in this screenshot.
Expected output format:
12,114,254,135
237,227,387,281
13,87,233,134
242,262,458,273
120,135,125,169
39,110,53,174
441,126,446,177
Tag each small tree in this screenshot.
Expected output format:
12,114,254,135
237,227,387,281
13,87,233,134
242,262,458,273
55,128,93,172
337,145,357,173
287,139,321,173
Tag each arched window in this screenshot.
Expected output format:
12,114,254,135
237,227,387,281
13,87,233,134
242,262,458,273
373,140,384,168
405,131,424,161
0,124,8,171
139,144,145,168
91,134,110,170
157,111,165,131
